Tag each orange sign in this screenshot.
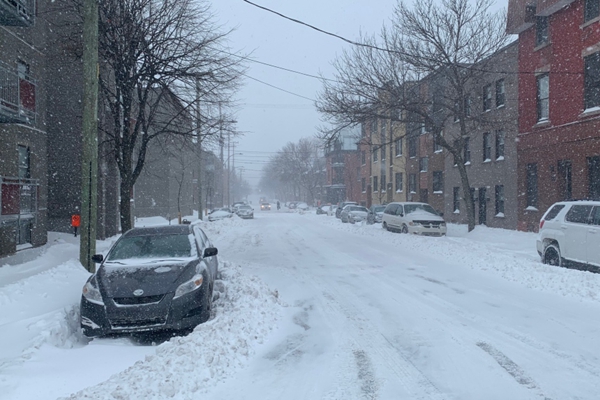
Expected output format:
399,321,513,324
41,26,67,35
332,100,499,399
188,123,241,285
71,214,81,227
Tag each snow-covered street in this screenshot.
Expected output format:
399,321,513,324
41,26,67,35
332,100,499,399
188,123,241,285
1,209,600,400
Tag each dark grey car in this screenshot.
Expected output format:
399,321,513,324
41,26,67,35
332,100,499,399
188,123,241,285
80,224,218,338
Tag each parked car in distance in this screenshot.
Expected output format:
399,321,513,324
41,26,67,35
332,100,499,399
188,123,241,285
340,205,369,224
208,208,234,222
231,202,246,213
336,201,358,218
236,204,254,219
296,202,309,211
287,201,297,210
80,224,218,338
260,202,271,211
367,205,386,224
381,202,447,236
537,200,600,271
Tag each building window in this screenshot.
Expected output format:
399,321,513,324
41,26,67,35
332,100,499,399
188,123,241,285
584,52,600,110
536,73,549,121
409,174,417,193
585,0,600,22
395,172,403,192
483,133,491,161
495,130,505,160
381,173,387,192
362,177,366,193
420,122,427,135
373,176,378,192
526,163,538,208
495,185,505,215
434,131,443,153
361,150,366,165
420,157,428,172
381,145,386,161
453,187,460,212
18,145,30,179
408,136,417,158
496,79,505,107
433,171,443,192
558,160,572,200
536,16,549,46
464,138,471,164
395,138,403,156
464,95,472,117
373,147,378,162
483,84,492,111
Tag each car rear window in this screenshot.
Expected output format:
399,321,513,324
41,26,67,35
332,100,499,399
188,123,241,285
565,205,593,224
544,204,565,220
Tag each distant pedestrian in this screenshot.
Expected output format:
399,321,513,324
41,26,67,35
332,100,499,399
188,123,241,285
277,201,281,210
71,214,81,237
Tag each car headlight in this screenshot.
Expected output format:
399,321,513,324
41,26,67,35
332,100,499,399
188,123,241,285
174,274,204,299
82,276,104,305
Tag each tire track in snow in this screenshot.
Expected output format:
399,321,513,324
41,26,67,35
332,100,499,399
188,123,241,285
476,342,552,399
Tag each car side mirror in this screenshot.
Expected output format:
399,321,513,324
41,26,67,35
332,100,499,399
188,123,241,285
203,247,218,258
397,212,404,217
91,254,103,263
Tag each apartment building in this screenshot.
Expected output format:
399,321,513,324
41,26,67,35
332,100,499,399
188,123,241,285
508,0,600,231
0,0,48,256
324,126,361,205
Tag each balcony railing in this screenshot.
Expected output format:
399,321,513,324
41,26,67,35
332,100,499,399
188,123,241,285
0,0,34,26
0,62,36,124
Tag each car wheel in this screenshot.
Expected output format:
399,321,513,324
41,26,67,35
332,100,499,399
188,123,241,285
349,218,355,224
401,224,409,234
200,283,213,323
383,222,389,231
543,244,563,267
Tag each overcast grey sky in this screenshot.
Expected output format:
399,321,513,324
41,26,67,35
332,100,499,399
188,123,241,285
208,0,506,186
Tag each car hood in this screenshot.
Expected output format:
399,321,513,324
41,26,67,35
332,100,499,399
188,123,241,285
407,210,444,221
98,259,195,297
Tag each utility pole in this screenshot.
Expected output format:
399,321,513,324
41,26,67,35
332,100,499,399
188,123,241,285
227,132,231,206
80,0,99,272
195,77,203,220
219,103,224,207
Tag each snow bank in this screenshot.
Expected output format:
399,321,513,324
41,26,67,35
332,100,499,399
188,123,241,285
61,261,282,400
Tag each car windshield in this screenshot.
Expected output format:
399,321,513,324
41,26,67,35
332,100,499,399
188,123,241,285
349,206,368,212
107,234,194,260
404,204,439,216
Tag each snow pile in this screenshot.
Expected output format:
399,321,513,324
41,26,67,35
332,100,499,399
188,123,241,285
62,261,282,400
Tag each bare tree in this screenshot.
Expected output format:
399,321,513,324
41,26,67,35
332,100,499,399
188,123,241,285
260,138,325,204
96,0,243,232
317,0,507,231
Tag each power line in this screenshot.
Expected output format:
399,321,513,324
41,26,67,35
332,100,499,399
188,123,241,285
243,74,316,101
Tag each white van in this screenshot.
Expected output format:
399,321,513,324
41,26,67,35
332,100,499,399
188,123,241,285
381,202,447,236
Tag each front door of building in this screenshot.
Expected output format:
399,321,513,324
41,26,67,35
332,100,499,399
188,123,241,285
478,187,487,225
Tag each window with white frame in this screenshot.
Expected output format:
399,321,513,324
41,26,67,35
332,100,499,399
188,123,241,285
395,138,403,156
537,73,550,121
495,185,505,215
409,173,416,193
420,156,428,172
395,172,403,192
584,52,600,109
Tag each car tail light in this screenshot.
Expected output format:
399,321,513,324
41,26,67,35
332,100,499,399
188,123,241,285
539,220,545,229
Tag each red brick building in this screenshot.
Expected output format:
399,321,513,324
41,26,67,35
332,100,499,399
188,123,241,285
323,127,362,205
508,0,600,231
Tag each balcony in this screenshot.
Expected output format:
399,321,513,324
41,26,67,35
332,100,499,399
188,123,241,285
0,0,34,26
0,62,36,124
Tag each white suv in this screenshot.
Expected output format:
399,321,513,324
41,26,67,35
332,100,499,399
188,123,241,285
537,200,600,270
381,202,447,236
